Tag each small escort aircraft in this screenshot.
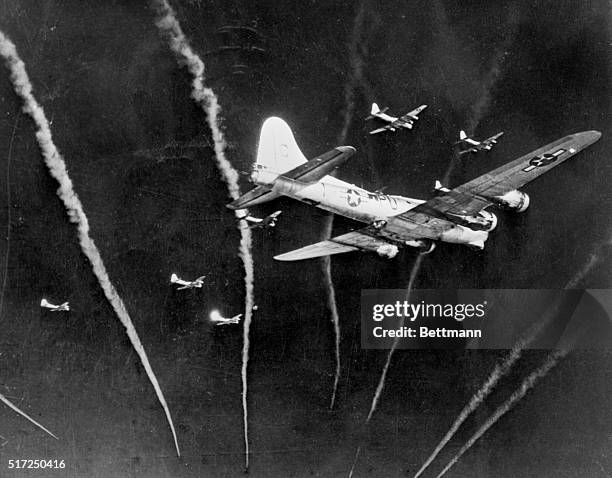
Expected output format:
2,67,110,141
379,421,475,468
209,310,242,326
366,103,427,135
170,273,206,290
456,130,504,155
242,210,282,229
40,299,70,312
227,117,600,261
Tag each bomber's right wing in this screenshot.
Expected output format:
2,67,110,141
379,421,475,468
402,104,428,120
482,132,504,146
413,130,601,219
274,227,401,261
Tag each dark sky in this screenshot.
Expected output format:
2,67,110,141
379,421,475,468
0,1,610,477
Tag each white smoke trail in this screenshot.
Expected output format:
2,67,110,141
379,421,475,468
0,114,19,322
366,254,424,422
414,246,603,477
322,0,369,411
434,350,568,478
467,5,521,133
0,392,58,440
151,1,255,469
347,444,362,478
442,5,520,185
345,255,425,478
0,30,180,455
322,252,341,410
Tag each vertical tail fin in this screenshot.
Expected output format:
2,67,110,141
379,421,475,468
459,130,467,140
170,274,179,284
254,117,307,175
371,103,380,115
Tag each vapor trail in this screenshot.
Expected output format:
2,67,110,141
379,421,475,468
346,254,425,478
467,5,520,134
0,392,58,440
347,444,362,478
0,114,18,322
151,1,255,469
322,250,341,410
322,0,369,411
414,246,602,478
442,5,520,185
367,254,424,422
434,350,568,478
0,31,180,455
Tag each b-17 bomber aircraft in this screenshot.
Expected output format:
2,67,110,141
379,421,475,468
209,310,242,326
40,298,70,312
366,102,427,135
170,273,206,290
228,117,601,261
241,210,282,229
456,130,504,155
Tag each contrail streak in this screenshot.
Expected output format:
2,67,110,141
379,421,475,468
0,392,58,440
323,0,369,411
442,5,520,185
434,350,568,478
414,245,602,478
347,254,425,478
151,1,255,469
367,254,424,422
0,30,180,455
322,251,341,410
0,114,18,322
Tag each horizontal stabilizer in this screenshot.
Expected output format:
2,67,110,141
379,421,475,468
227,185,280,210
281,146,355,184
274,228,397,261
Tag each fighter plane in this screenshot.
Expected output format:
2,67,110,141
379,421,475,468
227,117,601,260
170,273,206,290
209,310,242,326
456,130,504,155
241,210,282,229
366,103,427,135
40,299,70,312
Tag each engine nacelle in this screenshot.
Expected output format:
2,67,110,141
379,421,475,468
439,225,489,250
376,244,400,259
404,239,436,254
493,190,530,212
479,210,498,232
448,210,498,232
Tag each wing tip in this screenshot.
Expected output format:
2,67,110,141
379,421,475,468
273,253,300,261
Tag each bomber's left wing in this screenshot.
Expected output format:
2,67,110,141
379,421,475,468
274,227,402,261
413,130,601,218
369,124,394,135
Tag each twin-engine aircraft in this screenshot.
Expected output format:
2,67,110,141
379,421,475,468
456,130,504,155
40,299,70,312
170,273,206,290
242,210,282,229
228,117,600,261
366,103,427,135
